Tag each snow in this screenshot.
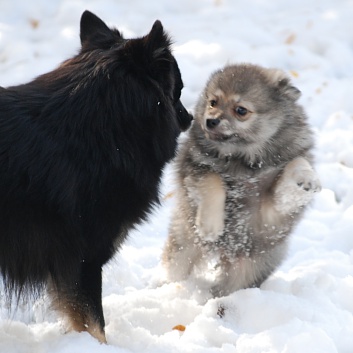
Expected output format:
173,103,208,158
1,0,353,352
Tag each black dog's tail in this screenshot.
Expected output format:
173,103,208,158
0,206,82,306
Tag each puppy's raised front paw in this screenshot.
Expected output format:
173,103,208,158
294,168,322,193
195,173,226,242
196,210,224,241
274,157,321,214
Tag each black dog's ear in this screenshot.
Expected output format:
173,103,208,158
144,20,171,55
142,20,173,79
122,20,173,85
80,10,121,50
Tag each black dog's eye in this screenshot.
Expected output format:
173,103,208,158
174,84,183,103
235,106,248,116
209,99,217,108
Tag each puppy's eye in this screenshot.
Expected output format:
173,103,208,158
235,106,248,116
209,99,217,108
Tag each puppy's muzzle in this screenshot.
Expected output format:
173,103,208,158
206,118,221,129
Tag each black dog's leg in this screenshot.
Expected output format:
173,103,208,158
50,261,106,343
79,261,106,342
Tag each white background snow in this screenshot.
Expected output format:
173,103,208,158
0,0,353,352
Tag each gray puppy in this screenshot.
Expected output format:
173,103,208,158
162,64,321,297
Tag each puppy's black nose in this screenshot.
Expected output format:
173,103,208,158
206,118,220,128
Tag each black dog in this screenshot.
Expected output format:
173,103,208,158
0,10,192,342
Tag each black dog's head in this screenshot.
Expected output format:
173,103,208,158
79,10,192,132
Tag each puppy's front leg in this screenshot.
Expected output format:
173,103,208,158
273,157,321,215
195,173,226,241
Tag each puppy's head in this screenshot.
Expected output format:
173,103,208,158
195,64,301,157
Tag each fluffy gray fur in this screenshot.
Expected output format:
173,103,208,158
162,64,321,297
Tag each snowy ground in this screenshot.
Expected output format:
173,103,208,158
0,0,353,352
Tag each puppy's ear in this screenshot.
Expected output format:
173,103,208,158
80,10,121,50
266,69,301,101
277,77,301,101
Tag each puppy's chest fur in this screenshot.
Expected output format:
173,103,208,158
186,154,289,258
219,173,283,258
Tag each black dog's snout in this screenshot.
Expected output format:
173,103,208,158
175,100,193,132
206,118,220,129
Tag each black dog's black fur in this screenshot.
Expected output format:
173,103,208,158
0,11,192,342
